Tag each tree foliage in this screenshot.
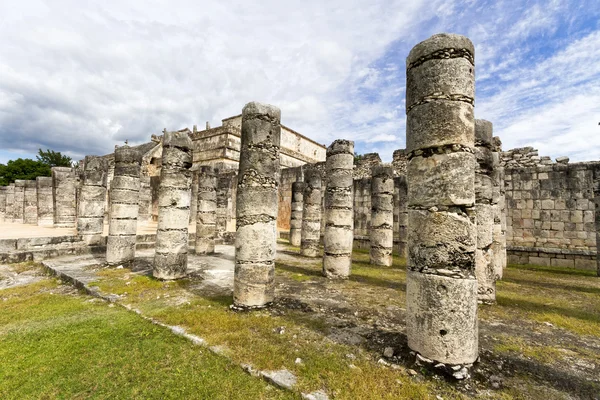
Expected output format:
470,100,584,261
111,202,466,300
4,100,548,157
0,158,51,186
37,149,73,167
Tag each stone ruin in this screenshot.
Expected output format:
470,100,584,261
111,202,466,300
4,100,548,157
1,32,599,382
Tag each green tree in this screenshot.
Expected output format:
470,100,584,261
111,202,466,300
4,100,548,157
37,148,73,167
0,158,52,186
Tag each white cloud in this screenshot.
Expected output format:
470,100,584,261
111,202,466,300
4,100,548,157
0,0,598,166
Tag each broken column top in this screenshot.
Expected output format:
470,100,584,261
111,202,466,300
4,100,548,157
37,176,53,184
475,119,493,147
304,168,322,188
84,155,108,170
242,101,281,121
371,164,394,179
163,130,193,149
407,33,475,68
326,139,354,156
115,146,141,163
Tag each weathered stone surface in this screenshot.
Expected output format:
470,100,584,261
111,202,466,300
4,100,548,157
301,170,322,257
13,180,25,223
154,131,193,279
23,180,37,224
395,176,408,258
370,165,394,266
323,139,354,279
406,271,478,365
406,33,478,368
234,102,281,308
289,181,305,247
195,166,217,255
5,184,15,222
406,102,474,153
408,152,475,207
406,58,475,112
78,156,108,245
475,119,498,303
107,147,141,265
408,209,476,276
36,177,53,226
0,186,5,223
475,203,494,249
52,167,77,227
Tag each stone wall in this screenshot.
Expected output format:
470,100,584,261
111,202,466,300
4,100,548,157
503,148,598,269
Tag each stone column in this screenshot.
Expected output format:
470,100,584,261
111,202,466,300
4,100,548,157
138,175,152,224
52,167,77,227
107,147,141,265
289,181,305,247
492,136,506,278
216,172,231,239
13,180,25,223
233,102,281,308
405,33,478,375
0,186,6,223
23,181,38,224
78,156,108,245
5,184,15,222
153,131,193,280
195,166,217,254
395,176,408,257
594,164,600,277
190,173,198,224
370,165,394,266
300,169,322,257
323,139,354,278
474,120,496,303
36,177,54,226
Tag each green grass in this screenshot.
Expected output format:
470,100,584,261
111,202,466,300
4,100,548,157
4,248,600,399
480,263,600,337
0,277,292,400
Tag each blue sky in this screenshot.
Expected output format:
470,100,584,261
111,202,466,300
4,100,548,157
1,0,599,164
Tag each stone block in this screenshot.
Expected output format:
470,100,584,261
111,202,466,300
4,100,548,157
408,152,475,207
406,271,478,365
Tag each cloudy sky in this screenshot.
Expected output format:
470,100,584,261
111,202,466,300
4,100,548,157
1,0,599,164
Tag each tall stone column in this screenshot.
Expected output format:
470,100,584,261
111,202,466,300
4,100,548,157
23,181,38,224
323,139,354,278
5,184,15,222
594,164,600,277
107,147,141,265
153,131,193,280
370,165,394,266
395,176,408,257
52,167,77,227
195,166,217,254
492,136,506,278
233,102,281,308
405,33,478,375
78,156,108,245
13,180,25,223
289,181,305,247
36,177,54,226
474,120,496,303
138,175,152,224
0,186,6,223
300,169,322,257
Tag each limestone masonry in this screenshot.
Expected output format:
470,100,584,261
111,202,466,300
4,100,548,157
405,33,479,372
233,102,281,308
153,130,194,279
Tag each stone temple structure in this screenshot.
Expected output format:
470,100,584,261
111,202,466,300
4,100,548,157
3,31,600,387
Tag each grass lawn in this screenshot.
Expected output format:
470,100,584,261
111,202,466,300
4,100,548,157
0,276,292,400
